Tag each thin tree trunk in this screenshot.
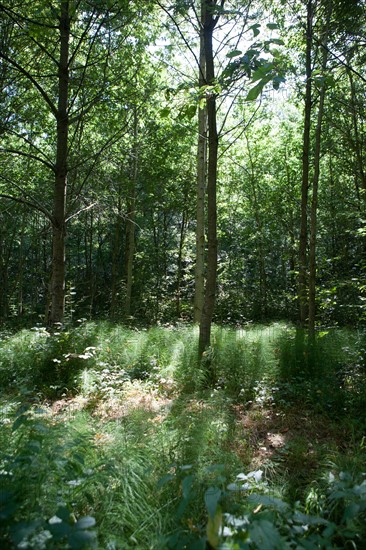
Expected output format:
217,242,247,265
298,0,313,327
124,111,138,318
198,0,221,357
176,207,188,318
124,194,136,318
110,191,122,318
194,0,207,323
16,211,26,316
49,0,70,325
308,10,330,335
284,147,297,300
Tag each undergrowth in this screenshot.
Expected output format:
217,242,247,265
0,321,365,548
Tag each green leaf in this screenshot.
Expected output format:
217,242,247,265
270,38,284,46
249,519,283,549
293,512,329,526
160,107,171,118
267,23,278,30
342,503,360,522
250,23,261,37
205,486,221,519
247,494,290,512
179,104,197,120
272,75,286,90
252,64,273,82
246,76,272,101
12,414,28,431
226,49,242,59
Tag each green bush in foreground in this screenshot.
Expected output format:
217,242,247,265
0,406,98,549
160,465,366,549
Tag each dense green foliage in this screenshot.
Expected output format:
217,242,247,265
0,0,364,327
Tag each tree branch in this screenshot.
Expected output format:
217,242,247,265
0,52,58,117
0,193,54,221
65,201,97,223
0,147,55,171
0,174,54,221
155,0,205,82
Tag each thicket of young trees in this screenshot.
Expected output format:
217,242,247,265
0,0,365,343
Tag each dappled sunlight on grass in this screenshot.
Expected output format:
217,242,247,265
1,321,366,548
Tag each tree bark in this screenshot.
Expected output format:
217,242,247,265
194,0,207,324
49,0,70,325
198,0,221,357
124,192,136,318
298,0,313,327
308,8,330,335
110,190,123,319
124,109,138,318
176,208,187,317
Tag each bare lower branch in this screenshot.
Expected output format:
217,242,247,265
65,201,97,223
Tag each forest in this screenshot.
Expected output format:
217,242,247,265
0,0,365,548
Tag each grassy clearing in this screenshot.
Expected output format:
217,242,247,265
0,322,366,548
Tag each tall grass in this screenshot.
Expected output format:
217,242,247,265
0,321,365,548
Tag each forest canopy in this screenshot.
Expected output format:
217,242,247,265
0,0,364,338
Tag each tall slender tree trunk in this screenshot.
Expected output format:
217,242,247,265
194,0,207,323
124,109,138,318
284,147,297,302
298,0,313,327
49,0,70,325
176,208,187,317
110,191,122,319
198,0,221,357
308,10,330,335
124,192,136,318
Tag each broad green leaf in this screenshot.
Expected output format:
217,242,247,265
226,49,242,59
252,64,273,82
293,511,329,525
249,24,261,37
272,75,286,90
179,104,197,120
160,107,171,118
267,23,278,30
342,503,360,522
246,76,272,101
270,38,284,46
249,519,283,549
180,464,193,471
12,414,28,431
205,486,221,519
